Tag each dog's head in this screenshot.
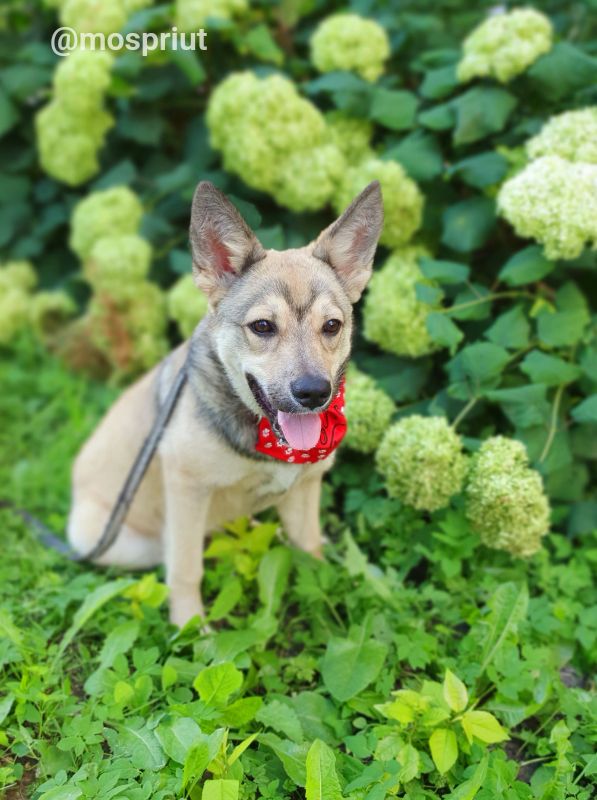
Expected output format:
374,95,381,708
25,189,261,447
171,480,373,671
189,180,383,449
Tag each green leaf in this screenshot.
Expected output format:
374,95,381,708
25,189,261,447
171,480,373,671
155,717,202,764
370,88,418,130
537,309,589,348
56,578,134,660
499,246,554,286
419,257,470,284
447,152,508,188
193,662,243,706
111,720,166,769
259,733,309,786
441,197,495,253
244,24,284,66
453,87,517,145
485,306,530,350
38,788,82,800
397,743,421,782
446,756,488,800
415,283,444,305
420,65,459,100
485,384,550,428
218,695,262,727
0,86,18,138
429,728,458,774
202,780,239,800
257,547,292,616
479,582,529,674
572,395,597,424
527,43,597,101
385,131,443,181
183,729,226,793
520,351,582,386
461,343,509,386
321,629,388,702
256,700,304,743
461,711,509,744
443,669,468,713
305,739,343,800
208,576,243,621
426,312,463,351
419,101,455,131
168,48,206,86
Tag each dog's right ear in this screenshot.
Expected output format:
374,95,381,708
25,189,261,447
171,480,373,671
190,181,265,303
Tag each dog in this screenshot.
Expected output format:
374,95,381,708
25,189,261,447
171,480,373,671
68,179,383,626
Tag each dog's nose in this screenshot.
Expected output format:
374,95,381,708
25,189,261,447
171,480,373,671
291,375,331,410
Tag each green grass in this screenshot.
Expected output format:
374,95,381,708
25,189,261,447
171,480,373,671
0,339,595,800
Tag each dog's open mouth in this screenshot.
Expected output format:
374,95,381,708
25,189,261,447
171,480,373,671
246,374,323,450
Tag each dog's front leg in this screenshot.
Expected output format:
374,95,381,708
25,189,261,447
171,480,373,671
162,469,211,627
276,476,324,559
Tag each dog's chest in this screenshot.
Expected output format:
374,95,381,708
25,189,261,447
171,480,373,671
206,459,302,526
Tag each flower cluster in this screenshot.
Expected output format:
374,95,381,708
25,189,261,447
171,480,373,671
207,72,346,212
311,13,390,82
465,437,550,557
325,112,374,163
35,49,114,186
497,156,597,260
363,248,439,358
175,0,248,32
67,187,168,377
376,415,468,512
527,108,597,164
344,367,395,454
457,8,553,84
167,274,209,339
335,159,423,249
0,261,74,345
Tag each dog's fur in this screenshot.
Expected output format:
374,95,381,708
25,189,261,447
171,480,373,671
68,180,383,626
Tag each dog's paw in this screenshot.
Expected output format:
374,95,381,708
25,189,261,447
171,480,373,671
169,591,205,629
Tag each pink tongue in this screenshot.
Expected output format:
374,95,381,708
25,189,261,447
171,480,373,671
277,411,322,450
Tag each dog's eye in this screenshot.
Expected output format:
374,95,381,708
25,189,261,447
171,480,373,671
249,319,276,336
323,319,342,335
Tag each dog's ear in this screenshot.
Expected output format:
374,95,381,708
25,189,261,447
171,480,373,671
312,181,383,303
190,181,265,302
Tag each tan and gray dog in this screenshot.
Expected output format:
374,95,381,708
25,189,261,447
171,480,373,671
68,179,384,626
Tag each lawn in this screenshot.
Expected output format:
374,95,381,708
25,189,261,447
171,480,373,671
0,337,595,799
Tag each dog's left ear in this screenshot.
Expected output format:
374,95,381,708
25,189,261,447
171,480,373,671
190,181,265,303
312,181,383,303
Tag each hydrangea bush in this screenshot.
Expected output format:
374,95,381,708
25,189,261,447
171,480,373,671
1,1,597,797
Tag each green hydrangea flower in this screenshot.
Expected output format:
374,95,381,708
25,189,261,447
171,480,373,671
168,274,209,339
175,0,248,32
376,415,468,512
207,72,345,211
0,261,37,293
363,247,439,358
335,158,423,249
70,187,144,261
497,156,597,260
60,0,127,35
53,49,114,115
325,112,374,163
311,13,390,82
275,144,346,213
457,8,553,83
35,50,114,186
527,108,597,164
86,235,152,294
344,368,395,454
30,291,76,341
465,436,550,557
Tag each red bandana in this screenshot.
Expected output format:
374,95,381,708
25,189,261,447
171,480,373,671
255,380,346,464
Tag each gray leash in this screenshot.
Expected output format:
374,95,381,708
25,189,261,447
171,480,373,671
0,363,188,563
